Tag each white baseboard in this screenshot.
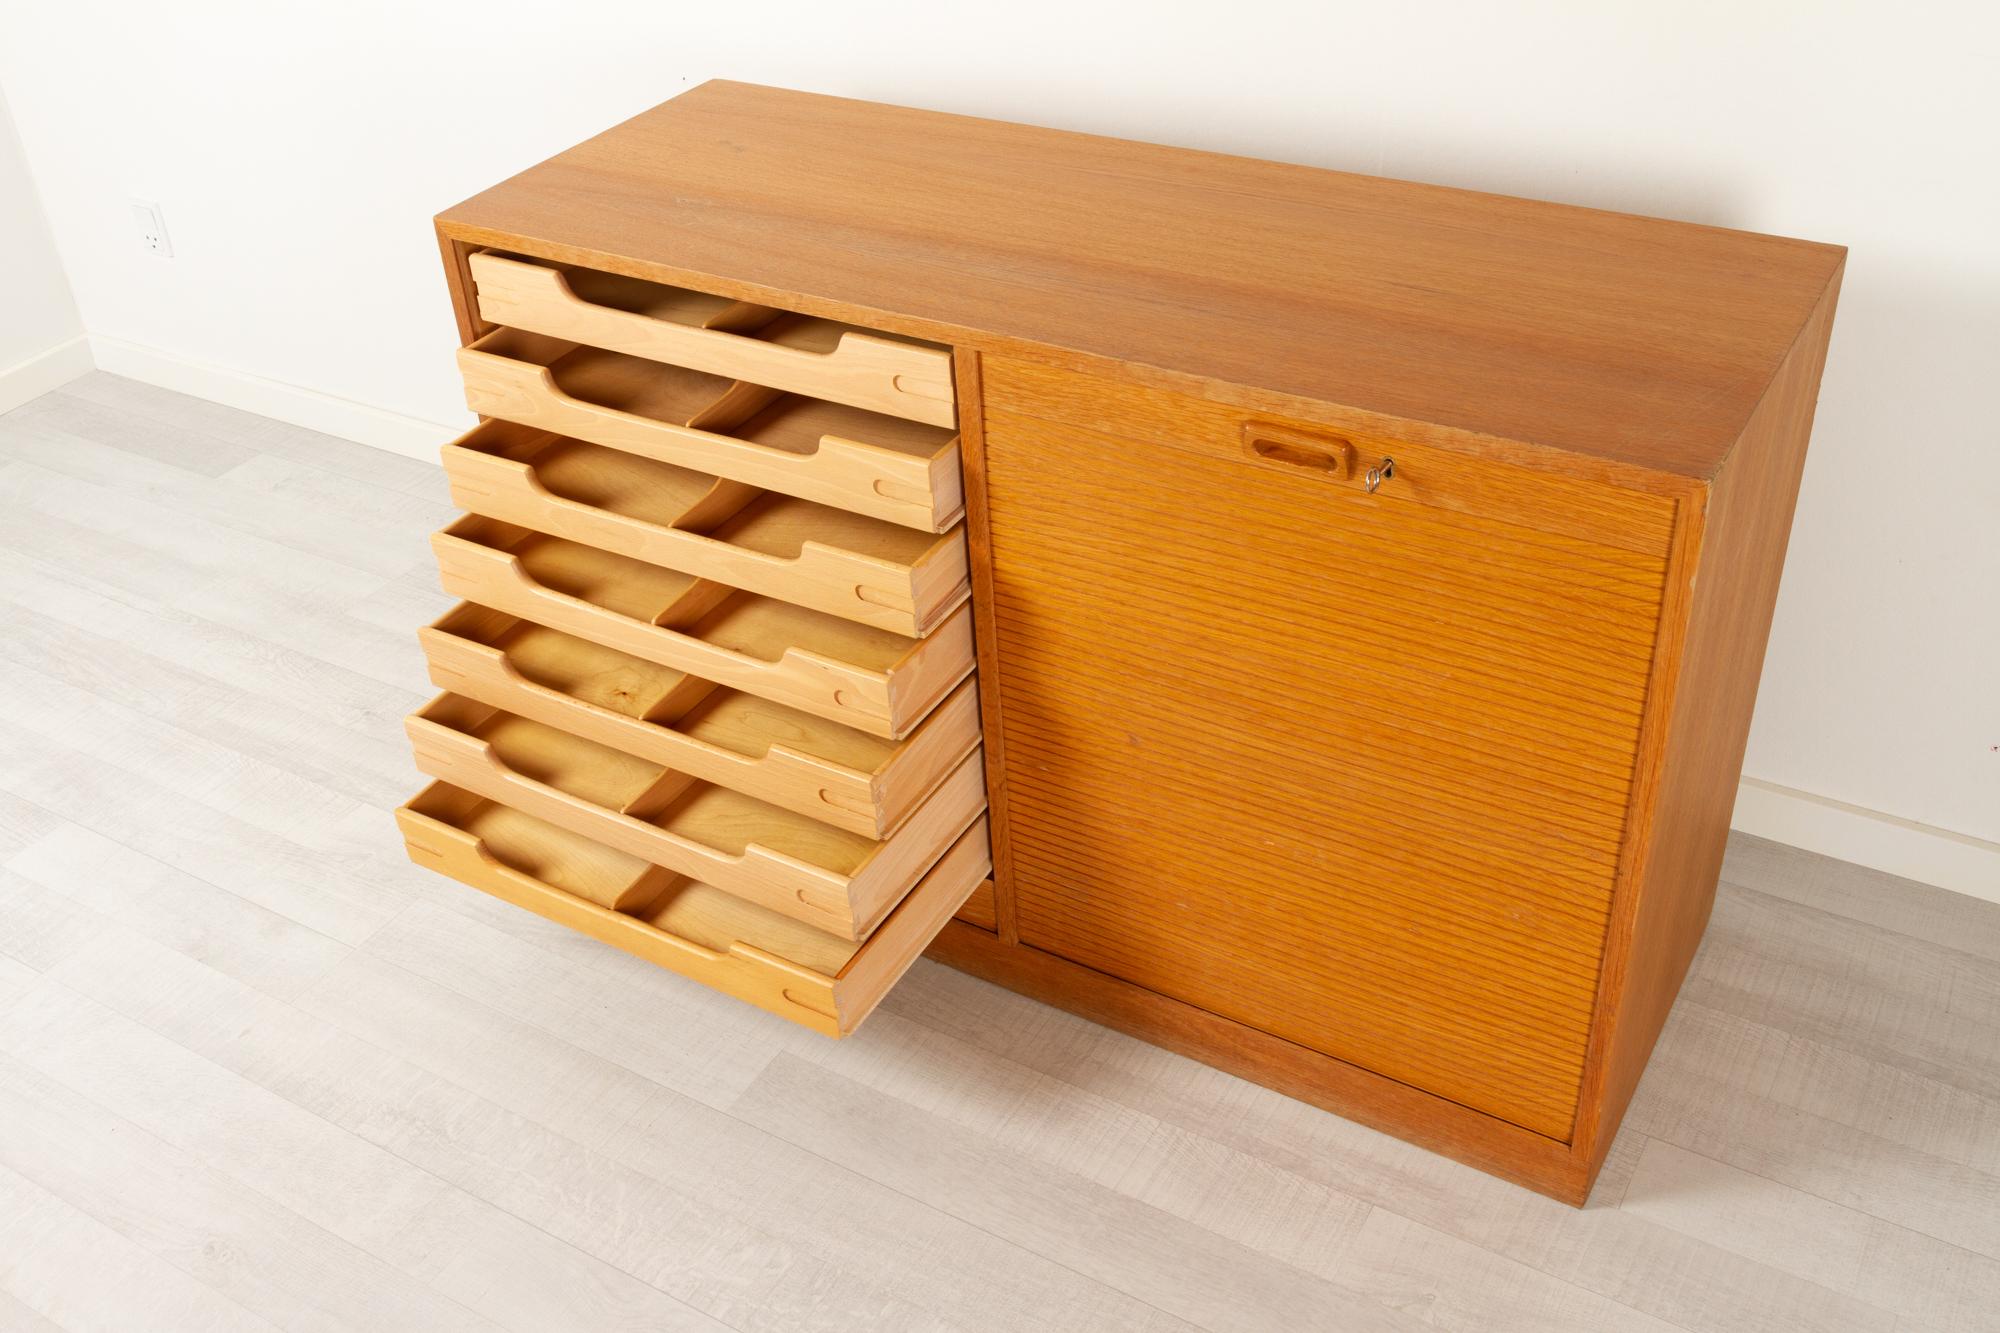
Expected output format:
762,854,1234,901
1732,777,2000,907
88,335,462,463
0,334,95,414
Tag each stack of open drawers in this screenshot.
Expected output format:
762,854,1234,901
396,252,993,1036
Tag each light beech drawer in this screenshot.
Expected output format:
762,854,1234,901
459,326,962,532
399,783,990,1036
469,252,956,429
420,604,982,839
405,694,986,942
441,418,968,636
431,515,973,740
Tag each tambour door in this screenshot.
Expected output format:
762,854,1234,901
978,359,1677,1140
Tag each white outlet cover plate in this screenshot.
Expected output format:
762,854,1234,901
130,199,172,258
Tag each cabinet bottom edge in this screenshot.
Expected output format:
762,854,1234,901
923,921,1599,1206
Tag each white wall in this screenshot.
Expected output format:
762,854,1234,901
2,3,1994,888
0,86,86,410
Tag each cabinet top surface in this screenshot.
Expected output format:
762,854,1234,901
439,80,1843,480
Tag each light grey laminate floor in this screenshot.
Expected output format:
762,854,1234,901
1,373,1996,1333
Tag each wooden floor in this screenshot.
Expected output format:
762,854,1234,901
1,374,1995,1332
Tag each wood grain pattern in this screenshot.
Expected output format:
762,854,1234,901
423,85,1845,1202
979,361,1673,1138
397,784,990,1036
981,357,1687,548
425,784,675,912
419,606,982,839
424,200,994,1038
0,1161,274,1333
430,516,975,740
469,251,958,428
3,984,728,1333
441,418,970,636
437,80,1843,481
924,921,1581,1197
459,327,964,533
953,350,1024,946
1572,263,1845,1174
954,878,998,932
404,694,986,941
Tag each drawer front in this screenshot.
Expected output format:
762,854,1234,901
470,252,958,429
981,363,1676,1140
419,605,983,839
406,694,987,941
431,516,975,741
441,419,969,637
399,782,990,1037
459,326,963,532
407,251,988,1035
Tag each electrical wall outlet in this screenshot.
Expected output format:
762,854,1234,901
131,199,172,257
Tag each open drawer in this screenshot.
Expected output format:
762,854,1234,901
399,783,990,1036
431,515,974,740
469,251,957,429
458,326,963,532
420,604,982,839
405,694,986,941
441,418,969,636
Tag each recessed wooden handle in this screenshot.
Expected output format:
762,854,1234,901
1242,422,1355,478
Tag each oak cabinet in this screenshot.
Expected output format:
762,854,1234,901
400,80,1842,1202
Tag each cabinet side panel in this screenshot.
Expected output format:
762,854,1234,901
1576,264,1845,1169
436,227,487,347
